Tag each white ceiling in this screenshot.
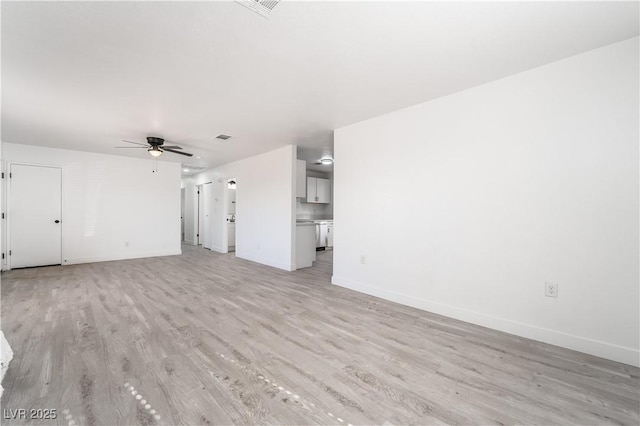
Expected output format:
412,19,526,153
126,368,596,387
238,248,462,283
2,1,638,174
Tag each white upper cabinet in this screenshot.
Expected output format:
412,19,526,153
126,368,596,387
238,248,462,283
316,178,331,203
296,160,306,198
306,177,331,204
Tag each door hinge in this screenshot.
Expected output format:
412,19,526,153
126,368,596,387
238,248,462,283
9,173,11,178
9,250,11,256
1,253,4,259
1,213,4,219
197,234,199,237
1,172,3,179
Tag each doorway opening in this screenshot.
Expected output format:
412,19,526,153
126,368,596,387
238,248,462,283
196,184,203,245
195,182,214,249
226,178,236,253
181,188,185,242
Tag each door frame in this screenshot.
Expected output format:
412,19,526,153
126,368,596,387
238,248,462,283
196,184,202,245
5,162,65,271
181,187,185,242
202,182,213,249
225,178,237,256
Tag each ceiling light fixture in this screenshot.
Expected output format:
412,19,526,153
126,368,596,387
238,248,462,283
148,146,163,157
320,158,334,165
183,168,190,172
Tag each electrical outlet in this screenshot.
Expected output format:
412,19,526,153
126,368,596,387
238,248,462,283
360,255,366,264
545,282,558,298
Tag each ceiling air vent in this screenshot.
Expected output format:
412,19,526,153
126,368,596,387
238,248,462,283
235,0,281,18
182,165,208,173
216,134,232,140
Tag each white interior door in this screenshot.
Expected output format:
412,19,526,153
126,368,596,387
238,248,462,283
197,185,203,244
181,188,185,241
9,164,62,268
211,179,227,254
202,183,212,249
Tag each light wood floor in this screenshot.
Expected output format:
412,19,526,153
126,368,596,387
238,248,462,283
1,245,638,425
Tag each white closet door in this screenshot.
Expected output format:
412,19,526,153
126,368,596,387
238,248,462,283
202,183,213,249
10,164,62,268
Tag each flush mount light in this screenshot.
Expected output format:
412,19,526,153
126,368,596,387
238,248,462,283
148,146,163,157
320,158,334,165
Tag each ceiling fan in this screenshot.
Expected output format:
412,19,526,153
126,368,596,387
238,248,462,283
114,137,193,157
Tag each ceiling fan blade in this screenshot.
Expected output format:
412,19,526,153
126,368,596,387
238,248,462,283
114,146,148,148
163,148,193,157
161,145,182,149
122,139,149,146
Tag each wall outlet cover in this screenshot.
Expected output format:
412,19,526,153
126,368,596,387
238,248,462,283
545,282,558,298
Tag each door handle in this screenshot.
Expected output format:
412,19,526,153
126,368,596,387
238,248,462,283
54,220,60,223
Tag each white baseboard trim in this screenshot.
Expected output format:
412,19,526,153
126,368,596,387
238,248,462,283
65,249,182,265
210,245,228,254
237,252,295,272
331,275,639,367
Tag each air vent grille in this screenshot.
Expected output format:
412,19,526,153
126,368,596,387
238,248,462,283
235,0,281,18
216,134,232,140
182,165,207,173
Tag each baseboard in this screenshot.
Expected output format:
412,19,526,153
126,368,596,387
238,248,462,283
237,252,295,272
210,245,228,254
65,249,182,265
331,275,640,367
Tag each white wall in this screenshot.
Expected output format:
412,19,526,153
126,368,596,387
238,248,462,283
183,145,297,271
333,37,639,366
2,143,181,267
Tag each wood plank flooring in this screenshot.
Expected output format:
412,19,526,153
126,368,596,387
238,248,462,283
1,245,638,425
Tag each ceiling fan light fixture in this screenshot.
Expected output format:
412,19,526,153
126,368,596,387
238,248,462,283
148,146,163,157
320,157,334,165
